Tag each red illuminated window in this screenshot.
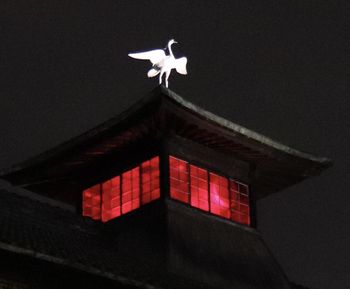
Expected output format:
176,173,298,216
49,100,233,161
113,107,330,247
102,176,121,222
169,156,190,203
82,156,160,222
190,165,209,212
141,157,160,204
210,173,230,219
230,180,250,225
122,167,140,214
169,155,250,226
83,184,101,220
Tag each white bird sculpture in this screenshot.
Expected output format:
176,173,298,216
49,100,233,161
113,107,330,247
128,39,187,88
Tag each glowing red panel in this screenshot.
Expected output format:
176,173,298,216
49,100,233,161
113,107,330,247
122,167,140,214
169,156,190,203
82,184,101,220
210,173,230,219
101,176,121,222
190,164,209,211
141,156,160,204
230,180,250,226
83,156,161,222
168,156,250,226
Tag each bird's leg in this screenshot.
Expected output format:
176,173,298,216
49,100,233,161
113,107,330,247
165,71,170,88
159,72,164,85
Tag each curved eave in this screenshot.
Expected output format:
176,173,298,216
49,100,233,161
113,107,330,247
0,86,332,198
0,89,162,178
161,86,332,168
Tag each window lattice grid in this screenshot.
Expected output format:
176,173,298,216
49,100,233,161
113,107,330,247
169,155,251,226
169,156,190,204
209,173,230,219
190,164,209,212
101,176,121,222
230,180,250,225
82,184,101,220
82,156,161,222
121,167,140,214
141,156,160,205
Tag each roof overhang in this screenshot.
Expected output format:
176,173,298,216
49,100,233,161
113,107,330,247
0,86,332,199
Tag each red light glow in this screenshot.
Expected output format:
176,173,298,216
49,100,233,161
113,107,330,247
82,156,160,222
230,180,250,225
122,167,140,214
190,164,209,211
82,184,101,220
102,176,121,222
210,173,230,219
169,156,190,203
141,156,160,204
169,155,251,226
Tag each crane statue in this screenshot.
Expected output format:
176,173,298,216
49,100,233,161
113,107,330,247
128,39,187,88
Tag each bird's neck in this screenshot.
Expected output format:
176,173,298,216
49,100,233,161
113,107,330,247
168,43,174,57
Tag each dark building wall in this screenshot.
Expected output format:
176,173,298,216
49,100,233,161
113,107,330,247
166,200,291,289
101,200,168,277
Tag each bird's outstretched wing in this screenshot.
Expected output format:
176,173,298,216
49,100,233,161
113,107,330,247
175,57,188,75
128,49,166,65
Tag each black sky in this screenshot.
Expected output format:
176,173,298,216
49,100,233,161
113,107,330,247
0,1,349,288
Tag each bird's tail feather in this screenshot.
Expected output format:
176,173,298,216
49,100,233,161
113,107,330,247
175,57,187,75
147,68,160,78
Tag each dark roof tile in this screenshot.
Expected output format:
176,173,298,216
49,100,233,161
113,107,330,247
0,184,219,289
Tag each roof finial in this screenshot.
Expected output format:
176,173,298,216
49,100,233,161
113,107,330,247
128,39,188,88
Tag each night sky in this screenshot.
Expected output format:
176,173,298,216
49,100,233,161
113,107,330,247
1,1,349,288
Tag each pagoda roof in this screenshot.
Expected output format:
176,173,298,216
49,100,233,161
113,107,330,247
0,86,331,199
